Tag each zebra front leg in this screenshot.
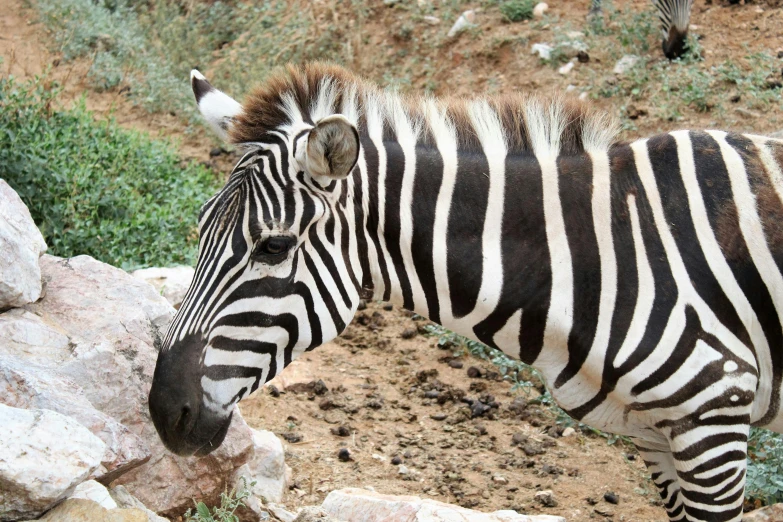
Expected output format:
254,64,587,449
634,438,686,521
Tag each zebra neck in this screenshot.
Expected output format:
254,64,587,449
354,137,606,368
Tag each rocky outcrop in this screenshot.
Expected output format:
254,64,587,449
233,428,291,504
0,355,149,483
0,179,46,310
0,404,105,521
131,265,194,309
0,254,254,517
321,488,567,522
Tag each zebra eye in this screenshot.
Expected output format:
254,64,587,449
253,236,294,259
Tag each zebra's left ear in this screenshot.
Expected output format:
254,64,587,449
190,69,242,141
302,115,360,181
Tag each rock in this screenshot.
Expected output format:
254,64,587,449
531,43,553,60
294,506,345,522
266,356,318,390
0,355,149,483
338,448,352,462
534,490,558,508
578,92,589,102
736,107,760,119
401,327,417,339
743,503,783,521
0,404,105,520
269,503,299,522
2,255,253,516
398,464,410,475
232,428,290,504
561,427,576,438
603,491,619,504
448,359,464,369
36,498,148,522
594,507,614,517
577,50,590,63
448,10,476,38
467,366,483,378
321,488,566,521
493,475,509,485
558,61,575,75
0,179,47,310
533,2,548,18
392,456,403,465
130,266,195,309
423,16,441,25
109,486,168,522
613,55,639,75
71,480,118,510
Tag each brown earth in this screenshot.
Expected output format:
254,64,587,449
2,0,782,521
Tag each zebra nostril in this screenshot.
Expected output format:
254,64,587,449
174,403,192,434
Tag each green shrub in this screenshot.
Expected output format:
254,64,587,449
499,0,535,22
0,76,220,270
184,478,255,522
747,428,783,506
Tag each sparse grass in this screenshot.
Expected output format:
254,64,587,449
0,75,220,270
499,0,535,23
184,477,256,522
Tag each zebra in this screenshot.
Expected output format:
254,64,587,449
148,63,783,522
589,0,694,59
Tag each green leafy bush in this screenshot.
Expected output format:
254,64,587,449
499,0,535,22
747,428,783,506
184,478,255,522
0,76,220,270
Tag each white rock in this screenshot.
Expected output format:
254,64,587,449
233,428,290,504
398,464,410,475
534,489,558,508
531,43,553,60
269,503,299,522
423,16,441,25
321,488,566,521
0,355,150,483
109,486,168,522
0,404,105,520
744,503,783,522
561,427,576,437
448,10,476,38
558,61,575,75
70,480,118,510
492,474,509,485
35,498,148,522
533,2,548,18
2,255,254,517
613,54,640,75
131,265,195,309
578,92,589,102
0,179,47,310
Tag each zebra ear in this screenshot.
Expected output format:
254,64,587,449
190,70,242,141
303,115,360,181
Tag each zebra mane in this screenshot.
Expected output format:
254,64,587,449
230,62,619,158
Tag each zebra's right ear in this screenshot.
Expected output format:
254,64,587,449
301,115,360,182
190,70,242,141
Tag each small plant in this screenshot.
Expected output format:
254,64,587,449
499,0,535,22
184,478,256,522
746,428,783,506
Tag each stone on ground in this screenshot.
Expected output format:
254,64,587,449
70,480,118,509
109,486,168,522
131,265,194,309
321,488,566,521
743,503,783,521
0,179,46,309
294,506,346,522
34,498,148,522
0,404,105,521
233,428,291,504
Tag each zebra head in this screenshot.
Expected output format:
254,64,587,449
148,69,361,456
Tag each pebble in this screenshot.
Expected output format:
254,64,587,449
391,456,403,465
467,366,483,378
533,2,548,18
338,448,352,462
448,360,464,369
534,490,558,508
330,425,351,437
531,43,553,60
578,92,589,102
423,16,441,25
398,464,410,475
448,10,476,38
603,492,619,504
492,475,509,485
383,303,393,311
209,147,226,157
401,327,418,339
594,507,614,517
268,384,281,398
430,413,447,421
281,432,303,443
511,432,528,446
613,54,640,75
577,50,590,63
558,61,575,75
561,427,576,438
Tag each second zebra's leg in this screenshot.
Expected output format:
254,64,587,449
634,438,686,521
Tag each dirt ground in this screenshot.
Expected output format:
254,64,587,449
2,0,782,520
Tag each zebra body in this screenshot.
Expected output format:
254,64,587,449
149,64,783,522
590,0,694,59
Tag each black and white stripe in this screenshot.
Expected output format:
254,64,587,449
590,0,694,59
149,65,783,521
